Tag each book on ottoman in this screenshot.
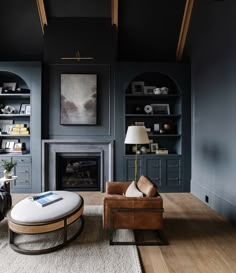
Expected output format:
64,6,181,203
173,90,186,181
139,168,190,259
31,192,63,207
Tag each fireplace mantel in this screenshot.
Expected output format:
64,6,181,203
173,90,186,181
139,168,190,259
42,139,114,192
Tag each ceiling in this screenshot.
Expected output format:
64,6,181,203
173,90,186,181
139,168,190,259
0,0,188,62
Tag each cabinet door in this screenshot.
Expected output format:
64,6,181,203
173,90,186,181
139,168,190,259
12,157,32,190
124,158,143,181
166,159,181,187
145,158,162,187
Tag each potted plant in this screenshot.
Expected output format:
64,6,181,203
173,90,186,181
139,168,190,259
0,160,17,179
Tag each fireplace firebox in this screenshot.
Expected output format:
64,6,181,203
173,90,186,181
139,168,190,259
57,153,100,191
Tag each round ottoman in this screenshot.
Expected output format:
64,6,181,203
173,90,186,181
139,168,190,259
8,191,84,255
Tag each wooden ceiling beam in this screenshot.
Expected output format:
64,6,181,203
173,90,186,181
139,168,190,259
176,0,195,61
36,0,47,34
111,0,118,28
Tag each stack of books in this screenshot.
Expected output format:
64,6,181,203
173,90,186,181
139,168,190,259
9,124,30,135
30,192,63,207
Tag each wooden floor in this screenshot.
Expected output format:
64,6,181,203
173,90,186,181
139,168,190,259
11,193,236,273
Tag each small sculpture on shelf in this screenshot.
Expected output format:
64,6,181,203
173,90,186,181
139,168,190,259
1,105,16,114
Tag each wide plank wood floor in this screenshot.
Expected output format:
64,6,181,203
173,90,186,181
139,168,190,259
11,192,236,273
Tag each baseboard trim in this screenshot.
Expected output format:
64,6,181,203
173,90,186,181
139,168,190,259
191,182,236,224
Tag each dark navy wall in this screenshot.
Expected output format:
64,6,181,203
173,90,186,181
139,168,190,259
186,0,236,222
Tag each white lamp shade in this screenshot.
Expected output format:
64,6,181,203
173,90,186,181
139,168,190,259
124,126,149,144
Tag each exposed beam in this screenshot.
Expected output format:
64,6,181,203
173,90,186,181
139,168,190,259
176,0,195,61
36,0,47,34
111,0,118,28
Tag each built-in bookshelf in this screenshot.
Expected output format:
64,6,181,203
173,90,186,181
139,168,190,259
0,63,41,193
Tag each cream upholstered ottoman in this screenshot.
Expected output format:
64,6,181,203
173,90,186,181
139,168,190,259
8,191,84,255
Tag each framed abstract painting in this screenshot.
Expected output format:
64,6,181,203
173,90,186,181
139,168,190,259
61,74,97,125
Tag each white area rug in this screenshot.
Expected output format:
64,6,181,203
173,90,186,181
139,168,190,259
0,205,142,273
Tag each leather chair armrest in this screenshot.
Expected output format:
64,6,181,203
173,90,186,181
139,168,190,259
106,182,131,195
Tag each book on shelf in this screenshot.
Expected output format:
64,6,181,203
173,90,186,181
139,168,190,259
10,125,30,135
30,192,63,207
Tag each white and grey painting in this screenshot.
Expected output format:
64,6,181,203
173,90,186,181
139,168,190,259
61,74,97,125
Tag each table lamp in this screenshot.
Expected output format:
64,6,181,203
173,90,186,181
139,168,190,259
124,126,149,181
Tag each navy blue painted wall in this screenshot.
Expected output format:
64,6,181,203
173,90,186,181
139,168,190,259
186,0,236,222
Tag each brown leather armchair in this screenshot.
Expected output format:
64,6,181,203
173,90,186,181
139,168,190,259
103,176,166,245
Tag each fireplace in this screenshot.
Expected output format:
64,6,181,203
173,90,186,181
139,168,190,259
57,153,100,191
42,140,114,192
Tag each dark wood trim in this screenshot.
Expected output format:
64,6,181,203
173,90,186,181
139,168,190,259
176,0,195,61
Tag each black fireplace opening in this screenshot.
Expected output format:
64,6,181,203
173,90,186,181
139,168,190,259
57,153,101,191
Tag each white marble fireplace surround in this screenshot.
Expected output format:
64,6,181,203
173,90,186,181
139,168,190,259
42,140,114,192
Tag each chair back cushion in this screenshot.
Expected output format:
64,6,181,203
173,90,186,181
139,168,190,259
137,176,157,197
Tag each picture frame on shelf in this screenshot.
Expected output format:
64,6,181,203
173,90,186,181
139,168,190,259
5,124,14,135
144,86,156,94
151,104,170,115
131,81,144,94
20,104,30,114
150,143,159,153
25,105,31,115
2,82,17,92
61,74,97,125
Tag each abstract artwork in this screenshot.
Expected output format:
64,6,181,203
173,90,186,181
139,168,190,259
61,74,97,125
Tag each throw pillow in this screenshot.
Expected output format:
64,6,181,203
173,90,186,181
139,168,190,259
137,176,157,197
125,181,143,197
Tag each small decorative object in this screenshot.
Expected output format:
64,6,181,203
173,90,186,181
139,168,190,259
1,105,16,114
151,104,170,115
163,123,171,131
144,105,153,114
135,121,145,126
159,129,165,134
153,123,160,133
160,87,169,95
150,143,158,153
131,81,144,94
144,86,156,94
0,160,17,179
135,106,142,113
132,145,137,153
156,148,168,155
140,146,148,154
153,88,162,95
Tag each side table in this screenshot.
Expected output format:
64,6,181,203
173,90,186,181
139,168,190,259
0,176,17,221
0,176,18,193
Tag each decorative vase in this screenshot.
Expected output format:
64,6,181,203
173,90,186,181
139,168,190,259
4,169,13,179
